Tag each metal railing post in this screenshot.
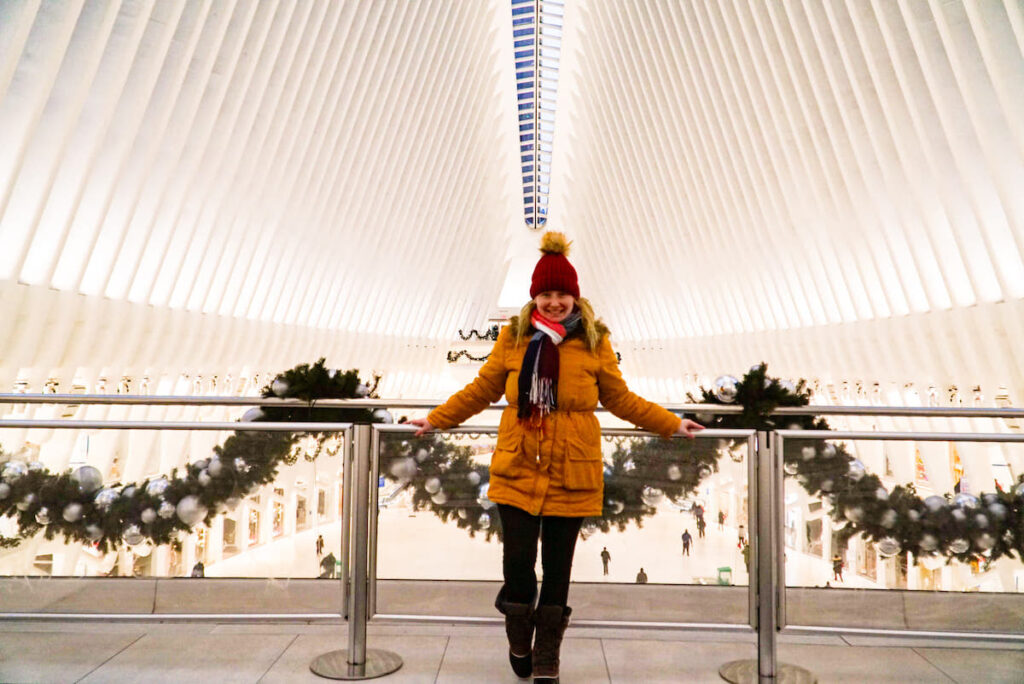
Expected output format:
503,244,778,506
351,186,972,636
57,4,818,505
340,428,353,618
310,423,402,680
756,430,777,682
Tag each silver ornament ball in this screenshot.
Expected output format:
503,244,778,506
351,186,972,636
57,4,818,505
390,456,417,481
94,488,118,511
923,495,946,514
843,505,865,523
197,471,212,487
271,378,289,397
27,460,46,472
0,483,10,500
141,508,157,524
207,458,223,477
430,490,448,505
847,460,866,482
415,448,430,463
15,493,35,511
85,524,103,541
145,478,170,497
2,460,28,483
122,524,144,546
157,501,176,519
176,495,208,527
667,464,682,481
919,534,939,552
988,502,1008,521
241,408,265,422
479,512,491,527
34,507,51,525
975,533,996,551
424,477,441,494
372,408,393,424
477,483,495,510
712,376,740,403
880,509,898,528
467,471,481,486
953,493,979,509
801,446,816,462
947,538,969,554
641,486,665,507
72,465,104,494
62,502,83,522
876,537,901,558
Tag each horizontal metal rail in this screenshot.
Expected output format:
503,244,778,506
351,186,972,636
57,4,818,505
374,424,756,439
774,405,1024,418
0,393,743,414
371,613,756,634
5,393,1023,419
0,419,352,431
776,429,1024,442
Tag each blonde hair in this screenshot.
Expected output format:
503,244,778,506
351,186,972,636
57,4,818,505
513,297,602,351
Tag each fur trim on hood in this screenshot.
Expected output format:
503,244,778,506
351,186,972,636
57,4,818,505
508,297,609,351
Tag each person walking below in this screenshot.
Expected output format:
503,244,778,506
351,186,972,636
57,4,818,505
832,553,844,582
409,232,703,684
696,516,707,539
600,547,611,576
718,510,726,530
681,529,692,556
635,567,648,584
315,534,324,556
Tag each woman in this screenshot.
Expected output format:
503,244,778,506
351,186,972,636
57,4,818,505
409,232,703,683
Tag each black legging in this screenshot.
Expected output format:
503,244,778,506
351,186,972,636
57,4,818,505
497,503,584,607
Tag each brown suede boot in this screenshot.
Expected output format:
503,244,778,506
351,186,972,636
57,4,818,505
495,587,535,678
532,604,571,683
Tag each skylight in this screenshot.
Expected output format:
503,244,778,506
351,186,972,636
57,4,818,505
512,0,563,228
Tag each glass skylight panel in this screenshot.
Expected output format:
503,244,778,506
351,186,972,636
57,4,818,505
512,0,562,228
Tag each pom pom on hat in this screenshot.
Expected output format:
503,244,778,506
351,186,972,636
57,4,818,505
539,231,571,256
530,231,579,298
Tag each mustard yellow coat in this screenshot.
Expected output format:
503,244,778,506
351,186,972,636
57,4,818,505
428,323,681,517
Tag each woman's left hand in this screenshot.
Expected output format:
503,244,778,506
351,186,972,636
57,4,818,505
675,418,705,438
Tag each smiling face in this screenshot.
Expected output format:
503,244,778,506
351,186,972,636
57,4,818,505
534,290,576,323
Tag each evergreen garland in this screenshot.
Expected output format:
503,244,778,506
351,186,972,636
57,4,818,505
1,360,1021,568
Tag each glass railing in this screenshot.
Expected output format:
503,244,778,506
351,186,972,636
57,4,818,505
2,395,1023,678
371,425,756,630
0,418,352,617
777,429,1024,638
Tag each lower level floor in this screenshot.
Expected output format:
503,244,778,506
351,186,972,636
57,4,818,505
1,617,1022,683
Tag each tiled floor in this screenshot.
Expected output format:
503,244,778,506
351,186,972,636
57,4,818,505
1,620,1022,683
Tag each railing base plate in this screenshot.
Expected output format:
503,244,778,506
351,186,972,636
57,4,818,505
719,659,816,683
310,649,403,680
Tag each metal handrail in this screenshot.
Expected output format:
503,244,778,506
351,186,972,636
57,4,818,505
775,429,1024,442
4,392,1023,419
0,419,353,431
0,393,741,414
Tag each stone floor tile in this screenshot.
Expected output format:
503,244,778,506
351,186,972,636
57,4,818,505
602,638,756,684
78,632,295,684
436,635,609,684
0,631,143,684
258,633,447,684
777,644,954,683
914,647,1024,684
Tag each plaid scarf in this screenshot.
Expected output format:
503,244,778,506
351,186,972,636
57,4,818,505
517,308,582,425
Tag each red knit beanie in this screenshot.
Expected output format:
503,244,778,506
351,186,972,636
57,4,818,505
530,231,580,299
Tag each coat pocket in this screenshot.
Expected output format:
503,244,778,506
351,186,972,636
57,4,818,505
562,442,603,491
490,429,525,479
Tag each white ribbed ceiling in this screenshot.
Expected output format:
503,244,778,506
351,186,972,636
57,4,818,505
1,0,1023,406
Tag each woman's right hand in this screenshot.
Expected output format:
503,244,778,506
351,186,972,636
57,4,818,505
408,417,434,436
